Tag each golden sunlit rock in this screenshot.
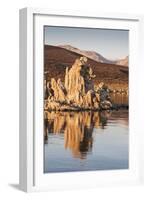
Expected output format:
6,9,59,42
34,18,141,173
45,57,112,111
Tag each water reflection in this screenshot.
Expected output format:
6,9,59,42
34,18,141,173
44,93,129,172
44,110,114,159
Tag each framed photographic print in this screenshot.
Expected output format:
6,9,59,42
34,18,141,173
19,8,144,192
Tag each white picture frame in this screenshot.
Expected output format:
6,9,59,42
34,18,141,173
19,7,144,192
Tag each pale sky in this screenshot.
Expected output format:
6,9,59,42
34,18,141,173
44,26,129,60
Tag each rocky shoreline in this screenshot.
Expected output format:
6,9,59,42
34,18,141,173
44,103,128,112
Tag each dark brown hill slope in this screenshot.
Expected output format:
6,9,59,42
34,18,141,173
44,45,128,88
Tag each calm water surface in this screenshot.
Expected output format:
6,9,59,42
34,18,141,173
44,102,129,173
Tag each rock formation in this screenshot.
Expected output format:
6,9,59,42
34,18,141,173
44,56,112,111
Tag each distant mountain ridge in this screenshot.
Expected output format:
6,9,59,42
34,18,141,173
116,56,129,66
58,44,128,67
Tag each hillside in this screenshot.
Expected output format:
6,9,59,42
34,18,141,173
44,45,128,88
58,44,113,64
58,44,128,66
116,56,129,66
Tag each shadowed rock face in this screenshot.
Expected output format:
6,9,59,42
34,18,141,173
44,57,112,111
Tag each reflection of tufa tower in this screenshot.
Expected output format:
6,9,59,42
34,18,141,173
44,111,111,159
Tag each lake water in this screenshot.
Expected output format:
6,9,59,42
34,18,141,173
44,104,129,173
